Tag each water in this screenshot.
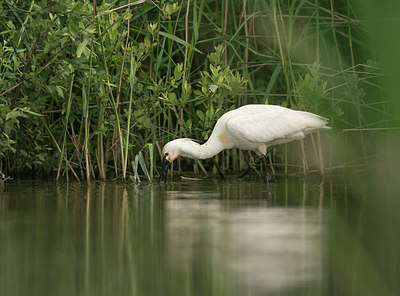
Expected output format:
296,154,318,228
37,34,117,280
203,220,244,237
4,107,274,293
0,175,393,295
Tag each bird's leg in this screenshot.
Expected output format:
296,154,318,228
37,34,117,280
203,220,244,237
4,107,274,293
158,157,171,183
261,154,275,183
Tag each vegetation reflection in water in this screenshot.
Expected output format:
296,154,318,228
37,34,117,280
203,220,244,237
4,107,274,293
1,175,373,296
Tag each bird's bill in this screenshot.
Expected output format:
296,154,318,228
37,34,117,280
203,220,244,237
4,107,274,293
158,156,171,183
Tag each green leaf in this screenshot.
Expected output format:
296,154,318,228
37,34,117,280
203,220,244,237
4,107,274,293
20,107,42,117
76,36,89,58
264,65,282,103
82,85,87,113
174,63,183,81
5,107,40,121
209,85,218,93
196,110,204,121
210,64,219,77
129,54,137,88
138,152,151,182
56,85,65,98
6,109,22,121
159,31,203,54
132,156,140,183
6,20,15,30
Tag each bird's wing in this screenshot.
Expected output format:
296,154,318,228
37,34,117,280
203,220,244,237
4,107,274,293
225,105,326,144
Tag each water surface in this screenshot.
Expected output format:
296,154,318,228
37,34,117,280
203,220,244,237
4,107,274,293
0,176,375,295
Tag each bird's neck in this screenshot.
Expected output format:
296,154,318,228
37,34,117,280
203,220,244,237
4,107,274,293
181,138,224,160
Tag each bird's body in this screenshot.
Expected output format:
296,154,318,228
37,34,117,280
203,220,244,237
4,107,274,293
160,104,330,182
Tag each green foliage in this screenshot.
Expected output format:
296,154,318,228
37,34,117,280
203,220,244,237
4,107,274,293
296,63,327,110
0,0,386,179
193,45,245,139
295,63,342,119
0,104,40,160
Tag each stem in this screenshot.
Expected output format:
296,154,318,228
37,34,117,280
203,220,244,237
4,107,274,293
124,55,137,179
84,42,94,183
272,0,292,106
56,74,80,182
97,17,126,180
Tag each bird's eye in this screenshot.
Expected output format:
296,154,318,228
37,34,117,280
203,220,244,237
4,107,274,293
164,152,169,156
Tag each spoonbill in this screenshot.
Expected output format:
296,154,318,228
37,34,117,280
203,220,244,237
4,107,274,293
159,104,330,183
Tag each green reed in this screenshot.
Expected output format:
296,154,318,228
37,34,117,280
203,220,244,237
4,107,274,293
0,0,389,181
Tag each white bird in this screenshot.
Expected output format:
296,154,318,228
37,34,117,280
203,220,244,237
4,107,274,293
160,104,330,182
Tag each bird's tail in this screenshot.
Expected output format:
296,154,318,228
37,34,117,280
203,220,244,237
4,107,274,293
320,125,332,130
303,114,331,134
318,115,332,130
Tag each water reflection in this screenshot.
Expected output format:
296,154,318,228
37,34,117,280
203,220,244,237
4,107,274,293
0,177,356,295
165,198,325,294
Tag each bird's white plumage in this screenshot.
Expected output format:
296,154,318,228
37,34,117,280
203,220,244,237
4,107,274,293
228,105,325,142
162,104,329,162
206,104,328,156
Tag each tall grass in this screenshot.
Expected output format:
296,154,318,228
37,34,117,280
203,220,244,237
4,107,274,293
0,0,389,181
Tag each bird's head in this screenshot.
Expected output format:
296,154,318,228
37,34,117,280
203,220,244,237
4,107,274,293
161,139,186,162
159,138,198,183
